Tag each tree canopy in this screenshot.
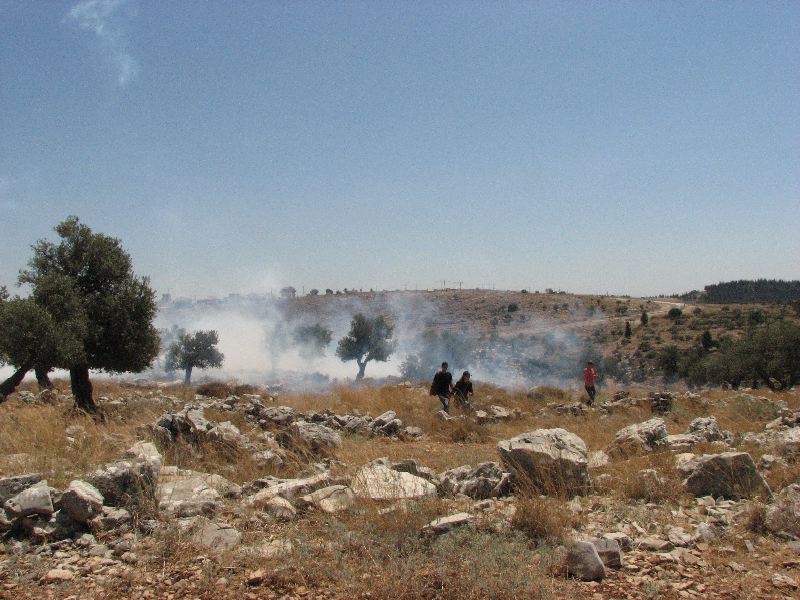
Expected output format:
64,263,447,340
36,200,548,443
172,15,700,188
18,217,160,411
165,329,224,385
336,313,394,381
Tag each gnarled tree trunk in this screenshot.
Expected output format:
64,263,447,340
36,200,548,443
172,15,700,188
355,359,367,382
35,366,54,390
184,366,193,385
70,364,97,413
0,359,34,402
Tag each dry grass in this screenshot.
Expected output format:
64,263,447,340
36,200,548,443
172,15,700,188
511,495,579,546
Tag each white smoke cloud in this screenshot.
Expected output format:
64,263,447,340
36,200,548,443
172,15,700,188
66,0,139,86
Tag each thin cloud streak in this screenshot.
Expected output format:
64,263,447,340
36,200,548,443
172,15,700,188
66,0,139,86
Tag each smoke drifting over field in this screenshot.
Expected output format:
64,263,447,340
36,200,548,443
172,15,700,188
154,291,604,391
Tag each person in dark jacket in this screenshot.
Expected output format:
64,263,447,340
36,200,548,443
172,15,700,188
453,371,474,411
430,362,453,413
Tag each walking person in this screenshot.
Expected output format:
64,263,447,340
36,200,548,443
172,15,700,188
430,362,453,413
583,361,597,406
453,371,474,412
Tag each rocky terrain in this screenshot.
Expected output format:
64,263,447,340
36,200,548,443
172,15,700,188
1,380,799,599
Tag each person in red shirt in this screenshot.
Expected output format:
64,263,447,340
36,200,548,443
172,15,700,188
583,361,597,406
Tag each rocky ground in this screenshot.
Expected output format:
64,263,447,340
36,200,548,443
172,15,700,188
1,382,799,599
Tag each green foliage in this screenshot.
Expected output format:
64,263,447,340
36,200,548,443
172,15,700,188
0,297,83,369
293,323,332,357
18,217,160,374
640,311,649,326
508,303,519,312
336,313,394,379
703,279,800,304
700,329,715,351
165,330,224,374
667,307,683,320
624,321,632,338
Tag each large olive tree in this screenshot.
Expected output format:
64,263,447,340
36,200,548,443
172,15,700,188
336,313,394,382
18,217,160,412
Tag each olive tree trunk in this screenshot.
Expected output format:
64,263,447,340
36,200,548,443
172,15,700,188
355,359,367,382
184,366,193,386
70,364,97,413
0,359,34,402
35,366,54,390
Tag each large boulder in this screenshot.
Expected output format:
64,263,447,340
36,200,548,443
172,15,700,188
766,484,800,538
686,416,725,442
279,421,342,454
260,406,299,426
85,456,158,510
678,452,771,499
609,418,667,458
496,428,590,496
157,471,224,517
565,540,605,581
438,462,511,499
4,480,53,519
351,463,437,500
124,442,163,481
59,480,104,523
179,516,242,552
0,474,43,504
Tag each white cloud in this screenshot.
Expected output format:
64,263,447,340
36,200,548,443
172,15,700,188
66,0,139,86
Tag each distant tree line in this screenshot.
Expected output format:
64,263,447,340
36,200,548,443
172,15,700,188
658,320,800,390
680,279,800,304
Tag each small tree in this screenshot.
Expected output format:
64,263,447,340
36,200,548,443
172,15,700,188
165,330,224,385
336,313,394,381
19,217,160,412
624,321,632,338
280,286,296,299
0,297,83,400
640,311,649,326
700,329,715,351
667,307,683,320
293,323,332,357
309,288,319,296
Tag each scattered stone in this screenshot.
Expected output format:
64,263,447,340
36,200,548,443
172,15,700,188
678,452,771,499
4,481,53,519
609,418,667,458
247,472,332,503
180,517,242,552
299,485,355,514
423,512,474,535
497,428,590,496
637,536,673,552
438,462,511,499
59,480,104,523
279,421,342,454
157,472,223,517
0,474,43,504
260,497,296,521
589,537,623,569
351,463,437,500
766,483,800,538
565,540,605,581
44,568,74,582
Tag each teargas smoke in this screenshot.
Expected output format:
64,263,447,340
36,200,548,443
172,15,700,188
152,291,605,391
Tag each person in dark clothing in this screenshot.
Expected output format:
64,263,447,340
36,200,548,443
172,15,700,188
430,362,453,413
453,371,474,411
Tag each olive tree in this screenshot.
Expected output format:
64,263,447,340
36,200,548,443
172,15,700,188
336,313,394,381
18,217,160,412
0,297,83,400
165,329,224,385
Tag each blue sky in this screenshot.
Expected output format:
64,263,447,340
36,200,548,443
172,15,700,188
1,1,798,297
